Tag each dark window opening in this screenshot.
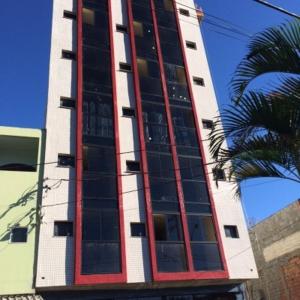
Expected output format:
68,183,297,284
10,227,27,243
62,50,76,60
126,160,140,172
213,168,226,181
0,163,36,172
131,223,146,237
187,215,216,241
179,8,190,16
116,24,127,33
224,225,239,238
122,107,135,117
193,77,205,86
153,214,183,241
58,154,75,167
60,97,76,109
119,62,132,72
186,41,197,49
63,10,76,20
54,221,73,237
202,119,213,129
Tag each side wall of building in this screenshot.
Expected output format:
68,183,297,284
246,200,300,300
0,127,43,296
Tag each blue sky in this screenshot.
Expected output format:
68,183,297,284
0,1,299,223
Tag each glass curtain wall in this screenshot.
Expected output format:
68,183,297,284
80,0,121,275
131,0,187,273
153,0,223,271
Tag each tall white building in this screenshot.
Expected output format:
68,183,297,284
36,0,258,299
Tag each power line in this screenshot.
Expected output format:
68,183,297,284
253,0,300,19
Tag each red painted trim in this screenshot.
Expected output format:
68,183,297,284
75,0,127,285
154,270,229,281
150,0,194,275
126,0,158,279
172,0,228,277
74,0,83,285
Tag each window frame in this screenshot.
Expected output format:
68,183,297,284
63,10,77,20
61,49,76,60
202,119,214,130
57,154,75,168
122,107,136,118
54,221,74,237
126,160,141,173
130,222,146,237
186,41,197,50
60,96,76,109
119,62,132,72
10,227,28,243
193,76,205,86
224,225,239,238
116,24,128,33
212,168,226,181
179,8,190,17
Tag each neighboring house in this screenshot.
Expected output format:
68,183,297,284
35,0,258,299
0,126,44,297
246,200,300,300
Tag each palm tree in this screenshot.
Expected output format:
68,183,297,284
209,20,300,193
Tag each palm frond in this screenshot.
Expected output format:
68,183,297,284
230,20,300,102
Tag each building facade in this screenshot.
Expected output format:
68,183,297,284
246,200,300,300
36,0,258,298
0,126,44,297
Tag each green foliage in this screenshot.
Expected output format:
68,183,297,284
209,20,300,194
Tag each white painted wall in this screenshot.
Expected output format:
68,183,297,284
36,0,76,288
36,0,257,289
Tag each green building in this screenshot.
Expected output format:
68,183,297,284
0,126,44,296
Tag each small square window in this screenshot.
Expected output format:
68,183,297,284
213,168,226,181
116,24,128,33
10,227,27,243
54,221,73,237
224,225,239,238
122,107,135,117
60,97,76,109
193,77,205,86
202,119,213,129
58,154,75,167
131,223,146,237
62,50,76,60
63,10,76,20
119,62,132,72
126,160,140,172
179,8,190,16
186,41,197,49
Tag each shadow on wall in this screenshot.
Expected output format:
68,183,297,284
0,184,41,242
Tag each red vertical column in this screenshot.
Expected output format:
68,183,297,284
126,0,158,280
172,0,228,277
149,0,194,275
75,0,83,284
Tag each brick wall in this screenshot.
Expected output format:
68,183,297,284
246,200,300,300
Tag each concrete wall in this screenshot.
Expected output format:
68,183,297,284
0,126,43,296
246,200,300,300
36,0,257,289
